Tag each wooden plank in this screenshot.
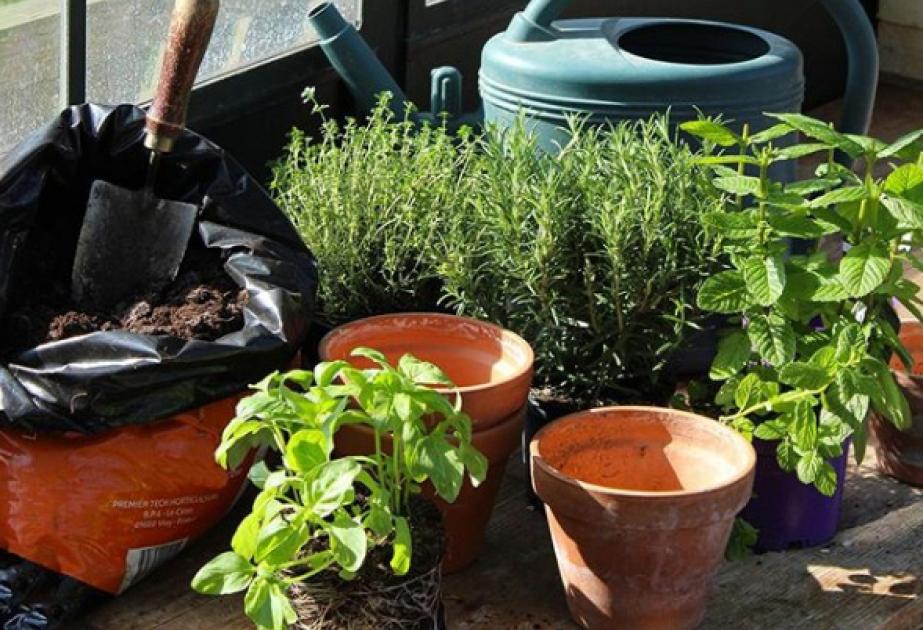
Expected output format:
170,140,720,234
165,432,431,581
879,0,923,31
75,451,923,630
880,22,923,83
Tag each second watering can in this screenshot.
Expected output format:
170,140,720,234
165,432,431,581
308,0,877,152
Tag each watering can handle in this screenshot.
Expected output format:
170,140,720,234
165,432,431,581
512,0,877,136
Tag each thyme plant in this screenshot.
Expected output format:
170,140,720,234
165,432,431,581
271,92,476,325
192,350,486,630
683,114,923,495
438,117,724,401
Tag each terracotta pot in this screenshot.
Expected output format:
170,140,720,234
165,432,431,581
319,313,534,430
872,370,923,485
335,406,525,573
531,406,755,630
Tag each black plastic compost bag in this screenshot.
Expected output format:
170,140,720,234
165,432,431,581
0,103,317,433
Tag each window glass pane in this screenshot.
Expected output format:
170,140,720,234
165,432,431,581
87,0,362,105
0,0,60,151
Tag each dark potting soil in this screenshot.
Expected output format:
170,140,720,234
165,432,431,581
1,251,247,356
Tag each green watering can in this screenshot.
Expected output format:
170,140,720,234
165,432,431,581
307,0,877,152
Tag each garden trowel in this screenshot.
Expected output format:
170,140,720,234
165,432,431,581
72,0,220,309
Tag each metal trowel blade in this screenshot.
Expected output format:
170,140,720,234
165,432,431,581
71,179,198,309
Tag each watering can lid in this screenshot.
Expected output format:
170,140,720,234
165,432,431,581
480,17,804,112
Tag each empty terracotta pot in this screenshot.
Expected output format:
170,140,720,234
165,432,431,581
872,370,923,485
531,406,755,630
318,313,534,430
335,405,525,573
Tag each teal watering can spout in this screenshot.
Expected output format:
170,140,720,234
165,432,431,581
307,2,481,126
308,2,410,118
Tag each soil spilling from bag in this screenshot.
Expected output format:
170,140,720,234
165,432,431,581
1,249,247,356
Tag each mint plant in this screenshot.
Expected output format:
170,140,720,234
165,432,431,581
191,349,487,630
682,114,923,496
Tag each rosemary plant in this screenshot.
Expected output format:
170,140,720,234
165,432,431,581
438,117,724,402
271,92,476,325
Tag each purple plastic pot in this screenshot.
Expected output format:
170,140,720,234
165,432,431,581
741,437,849,551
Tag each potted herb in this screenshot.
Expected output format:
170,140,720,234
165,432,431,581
319,313,534,572
682,114,923,549
191,350,487,629
271,93,475,329
438,116,724,409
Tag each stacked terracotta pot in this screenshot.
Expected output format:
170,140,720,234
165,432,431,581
320,313,534,572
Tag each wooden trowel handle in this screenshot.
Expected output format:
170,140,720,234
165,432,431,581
145,0,220,153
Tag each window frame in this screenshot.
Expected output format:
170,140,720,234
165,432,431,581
55,0,395,124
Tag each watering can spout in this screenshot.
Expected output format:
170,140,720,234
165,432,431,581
307,2,410,118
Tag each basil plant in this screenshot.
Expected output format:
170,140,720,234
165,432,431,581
682,114,923,496
191,349,487,630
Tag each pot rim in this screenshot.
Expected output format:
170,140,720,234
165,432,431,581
318,312,535,396
531,405,756,500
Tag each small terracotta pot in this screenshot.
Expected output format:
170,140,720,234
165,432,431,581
872,370,923,485
531,406,755,630
318,313,534,430
335,406,525,573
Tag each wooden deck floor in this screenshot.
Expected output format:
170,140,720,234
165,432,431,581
75,451,923,630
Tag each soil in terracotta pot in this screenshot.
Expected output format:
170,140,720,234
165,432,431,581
1,248,246,356
289,496,444,630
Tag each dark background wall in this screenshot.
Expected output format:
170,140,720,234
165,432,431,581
194,0,880,182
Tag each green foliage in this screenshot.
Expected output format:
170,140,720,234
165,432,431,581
270,93,475,325
192,351,487,630
725,518,759,561
438,116,724,401
682,115,923,496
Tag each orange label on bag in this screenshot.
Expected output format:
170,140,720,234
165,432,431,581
0,394,251,594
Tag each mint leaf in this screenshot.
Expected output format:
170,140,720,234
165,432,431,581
881,195,923,230
710,331,752,380
808,186,868,208
778,362,834,390
742,255,786,306
814,462,838,497
766,113,863,157
839,240,891,298
885,163,923,200
713,175,763,196
879,129,923,159
789,401,818,452
796,452,823,485
776,143,830,160
698,270,751,313
748,313,796,365
680,120,741,146
776,440,798,470
753,419,787,441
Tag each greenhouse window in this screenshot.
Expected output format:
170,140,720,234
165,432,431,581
0,0,362,151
